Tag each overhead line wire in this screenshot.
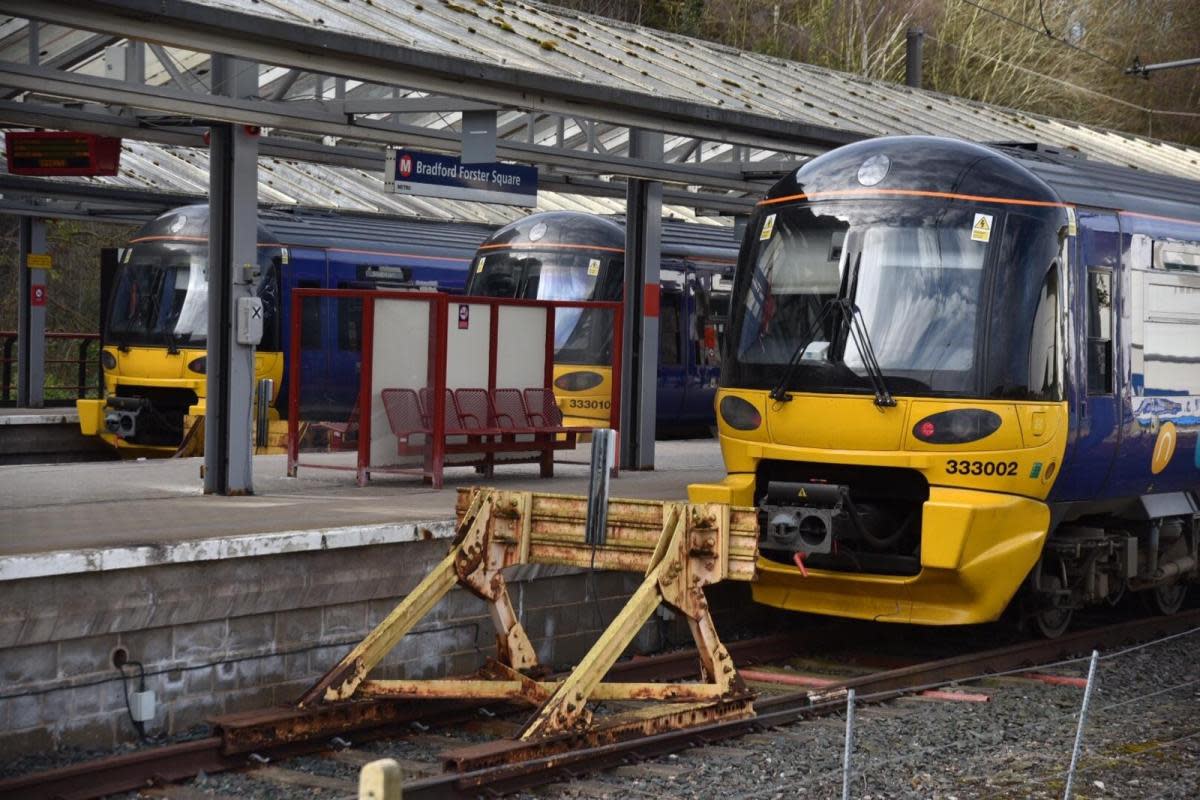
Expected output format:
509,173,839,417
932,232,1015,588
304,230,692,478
924,32,1200,120
953,0,1126,71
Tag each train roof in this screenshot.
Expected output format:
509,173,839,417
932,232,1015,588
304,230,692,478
260,208,496,255
479,211,740,266
993,143,1200,225
769,137,1200,226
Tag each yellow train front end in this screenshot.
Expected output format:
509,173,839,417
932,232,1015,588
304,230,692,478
77,205,286,457
552,364,615,428
77,345,284,458
691,392,1068,624
690,136,1074,626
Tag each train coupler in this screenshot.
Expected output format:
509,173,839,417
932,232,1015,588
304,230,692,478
297,486,759,756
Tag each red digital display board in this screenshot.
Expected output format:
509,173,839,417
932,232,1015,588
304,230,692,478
6,131,121,176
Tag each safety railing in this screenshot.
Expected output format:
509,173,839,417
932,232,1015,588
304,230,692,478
0,331,102,407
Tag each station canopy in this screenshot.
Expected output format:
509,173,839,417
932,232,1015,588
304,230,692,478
1,0,1199,226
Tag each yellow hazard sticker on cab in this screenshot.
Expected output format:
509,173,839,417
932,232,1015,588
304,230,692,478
971,213,993,243
760,213,777,241
587,258,601,277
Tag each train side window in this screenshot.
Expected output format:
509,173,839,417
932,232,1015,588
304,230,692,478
1086,269,1113,395
659,290,682,366
1154,240,1200,273
337,282,362,352
299,280,322,351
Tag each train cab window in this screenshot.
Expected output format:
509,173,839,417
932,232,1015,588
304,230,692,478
659,290,682,366
689,274,720,367
299,279,322,351
1087,269,1113,395
257,254,282,352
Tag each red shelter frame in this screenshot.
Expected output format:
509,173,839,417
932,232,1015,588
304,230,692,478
286,289,623,487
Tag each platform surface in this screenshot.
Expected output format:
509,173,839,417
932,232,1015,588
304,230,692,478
0,407,80,425
0,440,726,564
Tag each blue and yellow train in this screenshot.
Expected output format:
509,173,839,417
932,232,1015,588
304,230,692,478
466,211,739,431
689,135,1200,636
80,205,741,455
78,205,492,456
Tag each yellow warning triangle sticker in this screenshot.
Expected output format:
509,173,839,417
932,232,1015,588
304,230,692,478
971,213,993,242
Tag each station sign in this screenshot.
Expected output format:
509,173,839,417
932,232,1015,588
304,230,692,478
6,131,121,176
385,148,537,207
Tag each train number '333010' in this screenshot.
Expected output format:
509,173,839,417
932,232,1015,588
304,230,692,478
945,460,1019,477
567,399,611,410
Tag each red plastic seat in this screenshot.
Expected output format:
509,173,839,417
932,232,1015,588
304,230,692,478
314,400,359,450
420,387,465,434
454,388,494,431
492,388,531,430
380,389,427,452
523,388,565,429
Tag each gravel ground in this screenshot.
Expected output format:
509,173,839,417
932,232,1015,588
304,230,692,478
510,626,1200,800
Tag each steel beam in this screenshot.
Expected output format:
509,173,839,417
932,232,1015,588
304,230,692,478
0,142,756,217
203,55,259,495
0,63,771,191
620,130,663,470
16,216,47,407
6,0,858,155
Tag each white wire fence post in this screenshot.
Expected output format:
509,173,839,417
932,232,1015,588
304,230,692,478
1063,649,1100,800
842,688,856,800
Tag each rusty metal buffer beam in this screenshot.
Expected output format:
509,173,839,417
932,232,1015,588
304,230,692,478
299,487,758,747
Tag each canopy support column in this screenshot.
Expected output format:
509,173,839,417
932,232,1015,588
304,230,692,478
620,129,663,471
17,217,47,408
204,55,259,495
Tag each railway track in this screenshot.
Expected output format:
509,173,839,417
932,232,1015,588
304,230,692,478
5,610,1199,800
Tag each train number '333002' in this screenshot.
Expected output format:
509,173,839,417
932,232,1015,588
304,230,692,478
945,459,1019,477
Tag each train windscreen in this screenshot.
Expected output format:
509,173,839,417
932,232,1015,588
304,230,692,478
106,241,281,350
469,250,621,363
725,200,1063,401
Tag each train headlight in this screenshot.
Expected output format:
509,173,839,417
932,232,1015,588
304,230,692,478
101,350,117,371
857,154,890,186
912,409,1002,444
554,371,603,391
187,356,207,374
719,395,762,431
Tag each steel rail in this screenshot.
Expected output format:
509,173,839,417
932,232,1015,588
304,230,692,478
0,633,803,800
401,608,1200,797
5,612,1197,798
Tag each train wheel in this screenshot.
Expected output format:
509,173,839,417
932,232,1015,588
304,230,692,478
1142,582,1188,617
1031,575,1073,639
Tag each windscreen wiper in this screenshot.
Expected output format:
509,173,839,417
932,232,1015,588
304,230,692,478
768,299,838,403
840,299,896,408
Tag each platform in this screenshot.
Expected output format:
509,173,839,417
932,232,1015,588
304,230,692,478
0,407,114,466
0,439,724,564
0,438,746,759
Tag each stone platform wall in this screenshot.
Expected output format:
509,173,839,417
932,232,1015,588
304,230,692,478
0,530,723,757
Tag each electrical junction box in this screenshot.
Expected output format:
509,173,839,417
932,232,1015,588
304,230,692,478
237,296,264,346
130,689,156,723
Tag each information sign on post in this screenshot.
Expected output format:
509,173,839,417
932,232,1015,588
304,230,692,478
384,149,537,207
